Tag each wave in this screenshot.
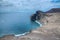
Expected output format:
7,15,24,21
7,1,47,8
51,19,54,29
35,20,42,27
15,32,30,37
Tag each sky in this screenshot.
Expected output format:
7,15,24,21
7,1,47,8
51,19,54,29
0,0,60,12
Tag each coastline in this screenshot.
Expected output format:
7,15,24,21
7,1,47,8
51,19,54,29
0,13,60,40
35,20,42,27
14,20,42,37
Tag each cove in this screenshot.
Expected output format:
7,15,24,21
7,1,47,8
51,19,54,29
0,11,42,37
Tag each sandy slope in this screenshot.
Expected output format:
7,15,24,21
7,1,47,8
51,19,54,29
0,13,60,40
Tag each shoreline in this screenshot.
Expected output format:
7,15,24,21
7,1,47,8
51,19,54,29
15,20,42,37
35,20,42,27
0,20,42,38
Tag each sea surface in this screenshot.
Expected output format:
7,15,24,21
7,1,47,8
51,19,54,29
0,0,60,37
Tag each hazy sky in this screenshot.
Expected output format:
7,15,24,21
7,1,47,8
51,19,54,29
0,0,60,12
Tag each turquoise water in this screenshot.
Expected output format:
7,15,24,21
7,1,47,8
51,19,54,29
0,12,41,37
0,0,60,37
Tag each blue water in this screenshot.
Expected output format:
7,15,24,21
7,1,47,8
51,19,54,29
0,12,40,37
0,0,60,37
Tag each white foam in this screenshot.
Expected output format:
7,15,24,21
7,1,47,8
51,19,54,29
15,32,29,37
35,20,42,27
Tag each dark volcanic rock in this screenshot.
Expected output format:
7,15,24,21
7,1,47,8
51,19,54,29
31,10,44,21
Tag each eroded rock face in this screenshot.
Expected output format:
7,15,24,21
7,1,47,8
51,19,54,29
31,10,44,21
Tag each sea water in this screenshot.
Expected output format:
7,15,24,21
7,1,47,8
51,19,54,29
0,12,41,37
0,0,60,37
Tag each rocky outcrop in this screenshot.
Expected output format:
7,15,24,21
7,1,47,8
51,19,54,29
31,10,45,21
31,8,60,23
30,10,52,24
